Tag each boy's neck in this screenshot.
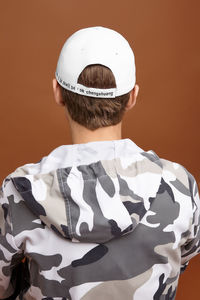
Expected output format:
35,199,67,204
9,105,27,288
69,119,122,145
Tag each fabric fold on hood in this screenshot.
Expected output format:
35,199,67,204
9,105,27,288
10,138,163,244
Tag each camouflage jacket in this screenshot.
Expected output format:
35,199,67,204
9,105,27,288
0,138,199,300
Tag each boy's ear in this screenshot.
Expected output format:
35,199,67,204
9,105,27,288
52,78,65,106
125,84,139,111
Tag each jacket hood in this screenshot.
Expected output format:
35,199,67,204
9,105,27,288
9,138,163,244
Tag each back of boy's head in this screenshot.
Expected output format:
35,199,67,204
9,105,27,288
55,26,136,131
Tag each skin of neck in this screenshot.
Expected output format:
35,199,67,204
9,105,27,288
66,108,122,144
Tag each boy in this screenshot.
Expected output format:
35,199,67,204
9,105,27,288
0,26,199,300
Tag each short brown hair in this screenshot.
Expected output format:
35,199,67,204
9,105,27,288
60,64,130,131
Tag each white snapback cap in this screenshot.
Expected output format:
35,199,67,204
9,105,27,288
55,26,136,98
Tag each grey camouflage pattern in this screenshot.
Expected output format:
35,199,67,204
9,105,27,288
0,139,199,300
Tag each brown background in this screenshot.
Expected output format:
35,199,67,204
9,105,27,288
0,0,199,298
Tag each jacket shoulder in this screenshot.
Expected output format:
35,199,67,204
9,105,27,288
144,150,197,192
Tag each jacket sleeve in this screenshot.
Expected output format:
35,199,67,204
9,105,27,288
180,173,200,272
0,177,24,299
